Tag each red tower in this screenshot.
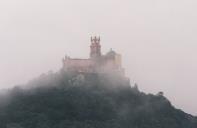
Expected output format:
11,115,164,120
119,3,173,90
90,36,101,58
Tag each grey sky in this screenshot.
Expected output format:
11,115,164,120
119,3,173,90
0,0,197,115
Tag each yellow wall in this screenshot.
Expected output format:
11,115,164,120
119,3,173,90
115,54,122,68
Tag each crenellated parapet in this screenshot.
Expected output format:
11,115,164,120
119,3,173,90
91,36,100,44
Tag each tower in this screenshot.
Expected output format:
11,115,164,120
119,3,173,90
90,36,101,58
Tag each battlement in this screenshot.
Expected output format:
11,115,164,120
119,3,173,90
91,36,100,44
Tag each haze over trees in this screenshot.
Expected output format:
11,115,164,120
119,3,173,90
0,70,196,128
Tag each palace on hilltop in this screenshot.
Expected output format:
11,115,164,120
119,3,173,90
62,36,125,75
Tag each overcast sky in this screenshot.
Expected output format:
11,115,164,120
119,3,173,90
0,0,197,115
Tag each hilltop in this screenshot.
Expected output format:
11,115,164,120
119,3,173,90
0,70,196,128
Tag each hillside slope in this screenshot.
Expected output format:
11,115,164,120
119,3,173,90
0,71,196,128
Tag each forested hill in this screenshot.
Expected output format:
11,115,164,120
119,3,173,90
0,71,197,128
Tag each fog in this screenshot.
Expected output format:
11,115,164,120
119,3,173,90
0,0,197,115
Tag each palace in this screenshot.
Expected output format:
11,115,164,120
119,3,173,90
62,36,125,75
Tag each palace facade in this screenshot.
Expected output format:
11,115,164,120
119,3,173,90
62,36,125,75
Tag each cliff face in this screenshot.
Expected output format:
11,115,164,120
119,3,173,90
0,71,197,128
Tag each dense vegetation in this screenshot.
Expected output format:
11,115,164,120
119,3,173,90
0,71,196,128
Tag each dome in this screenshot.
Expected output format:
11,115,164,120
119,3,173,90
106,48,116,59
